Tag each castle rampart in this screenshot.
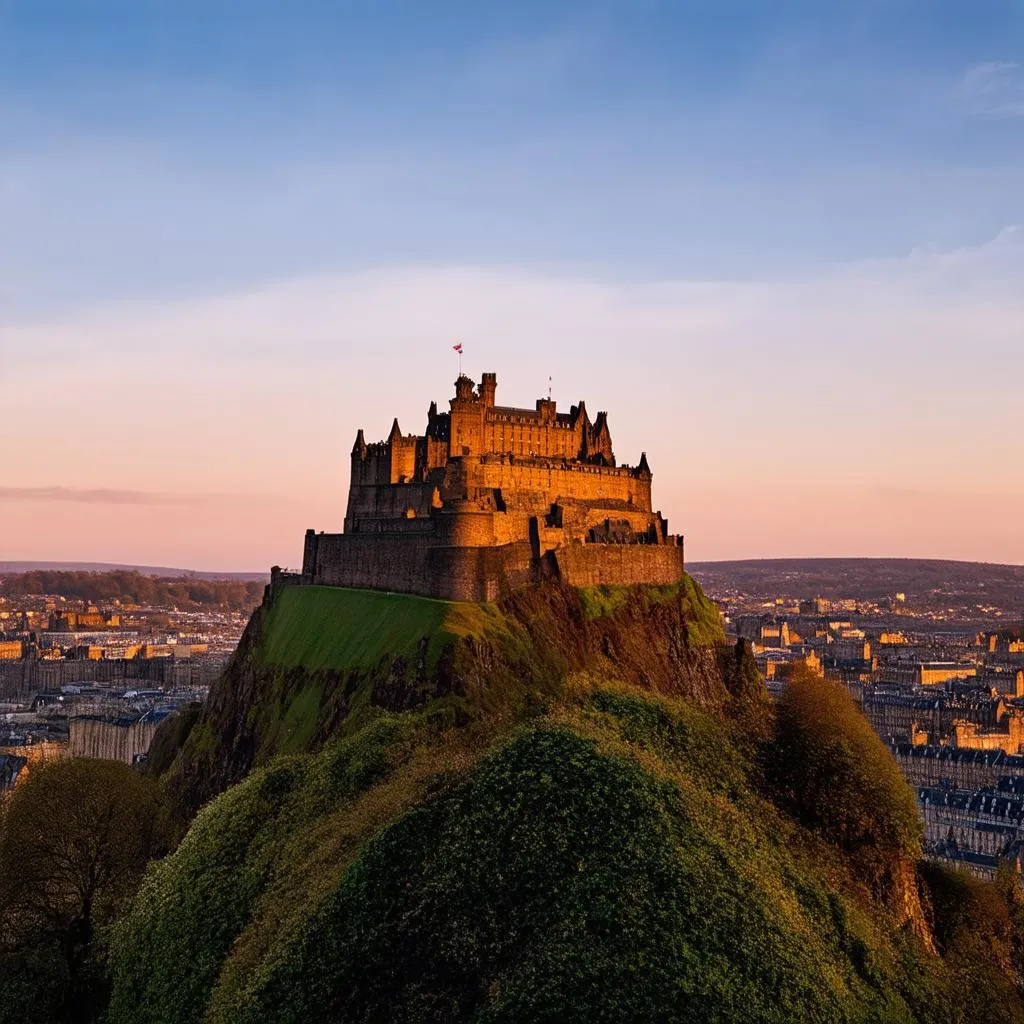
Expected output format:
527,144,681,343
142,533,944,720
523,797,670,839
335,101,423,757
299,372,684,601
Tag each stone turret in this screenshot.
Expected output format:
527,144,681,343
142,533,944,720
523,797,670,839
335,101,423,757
479,372,497,407
351,429,367,458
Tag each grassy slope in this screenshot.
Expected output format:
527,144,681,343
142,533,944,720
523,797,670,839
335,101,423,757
121,580,1012,1022
165,578,730,812
110,680,951,1024
258,586,500,672
172,588,505,784
261,580,722,674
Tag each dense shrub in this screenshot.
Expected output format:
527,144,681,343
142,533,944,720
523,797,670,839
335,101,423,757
110,717,414,1024
110,704,945,1024
765,665,922,879
917,863,1024,1021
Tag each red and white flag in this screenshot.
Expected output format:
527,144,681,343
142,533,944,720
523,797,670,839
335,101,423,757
452,342,463,354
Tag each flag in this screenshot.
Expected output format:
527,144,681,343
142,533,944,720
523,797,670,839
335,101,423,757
453,343,463,353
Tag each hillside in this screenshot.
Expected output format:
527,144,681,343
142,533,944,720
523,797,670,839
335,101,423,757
0,561,268,580
0,570,265,610
690,557,1024,610
103,577,1024,1023
161,578,735,812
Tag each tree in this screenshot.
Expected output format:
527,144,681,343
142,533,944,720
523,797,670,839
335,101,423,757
0,759,171,1024
765,665,922,880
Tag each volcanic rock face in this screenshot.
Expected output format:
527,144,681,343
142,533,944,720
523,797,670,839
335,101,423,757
164,578,735,814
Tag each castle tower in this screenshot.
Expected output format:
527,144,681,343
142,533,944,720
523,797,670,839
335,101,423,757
388,418,417,483
450,375,484,456
479,372,497,408
351,428,367,458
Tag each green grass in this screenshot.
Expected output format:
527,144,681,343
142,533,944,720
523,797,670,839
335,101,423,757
259,587,499,672
578,582,680,620
577,577,725,647
680,574,726,646
109,690,947,1024
260,579,722,675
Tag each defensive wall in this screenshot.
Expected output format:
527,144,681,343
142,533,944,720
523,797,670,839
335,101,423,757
304,531,537,602
298,371,685,601
551,542,686,589
303,528,684,602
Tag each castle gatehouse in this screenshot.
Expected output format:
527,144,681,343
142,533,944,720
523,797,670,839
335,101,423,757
297,372,684,601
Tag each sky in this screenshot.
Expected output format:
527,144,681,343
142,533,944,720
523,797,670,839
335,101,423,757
1,0,1022,570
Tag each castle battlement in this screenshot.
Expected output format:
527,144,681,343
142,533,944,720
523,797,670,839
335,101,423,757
300,372,684,601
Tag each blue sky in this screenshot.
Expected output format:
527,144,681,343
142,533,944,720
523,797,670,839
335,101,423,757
2,2,1023,568
4,1,1021,311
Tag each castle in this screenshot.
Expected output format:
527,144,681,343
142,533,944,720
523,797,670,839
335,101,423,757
297,372,685,601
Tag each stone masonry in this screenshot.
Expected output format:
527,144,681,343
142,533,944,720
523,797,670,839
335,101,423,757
297,372,685,601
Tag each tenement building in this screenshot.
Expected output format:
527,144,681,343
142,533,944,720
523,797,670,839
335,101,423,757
297,372,685,601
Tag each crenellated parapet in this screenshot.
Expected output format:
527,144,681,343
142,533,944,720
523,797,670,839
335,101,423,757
305,371,684,600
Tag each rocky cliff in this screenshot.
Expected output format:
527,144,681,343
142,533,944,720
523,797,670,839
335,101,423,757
161,576,747,814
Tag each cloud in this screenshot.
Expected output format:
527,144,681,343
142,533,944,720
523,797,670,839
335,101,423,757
0,487,170,505
0,487,284,506
2,228,1023,566
961,61,1024,117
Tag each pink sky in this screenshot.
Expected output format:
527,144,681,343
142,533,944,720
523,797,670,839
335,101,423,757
4,238,1023,571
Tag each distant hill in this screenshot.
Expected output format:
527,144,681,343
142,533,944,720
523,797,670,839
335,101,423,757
689,557,1024,610
0,561,268,582
0,569,267,611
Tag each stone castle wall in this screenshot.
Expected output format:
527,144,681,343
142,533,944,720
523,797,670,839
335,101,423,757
309,533,436,595
306,526,683,603
306,530,537,602
346,480,439,528
553,543,686,589
469,456,650,513
299,371,684,601
348,456,654,540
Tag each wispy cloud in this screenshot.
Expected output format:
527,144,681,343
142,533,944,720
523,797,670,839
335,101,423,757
0,487,285,506
3,228,1023,565
961,61,1024,117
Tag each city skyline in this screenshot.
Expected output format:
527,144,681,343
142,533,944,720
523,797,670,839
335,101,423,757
2,2,1022,570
